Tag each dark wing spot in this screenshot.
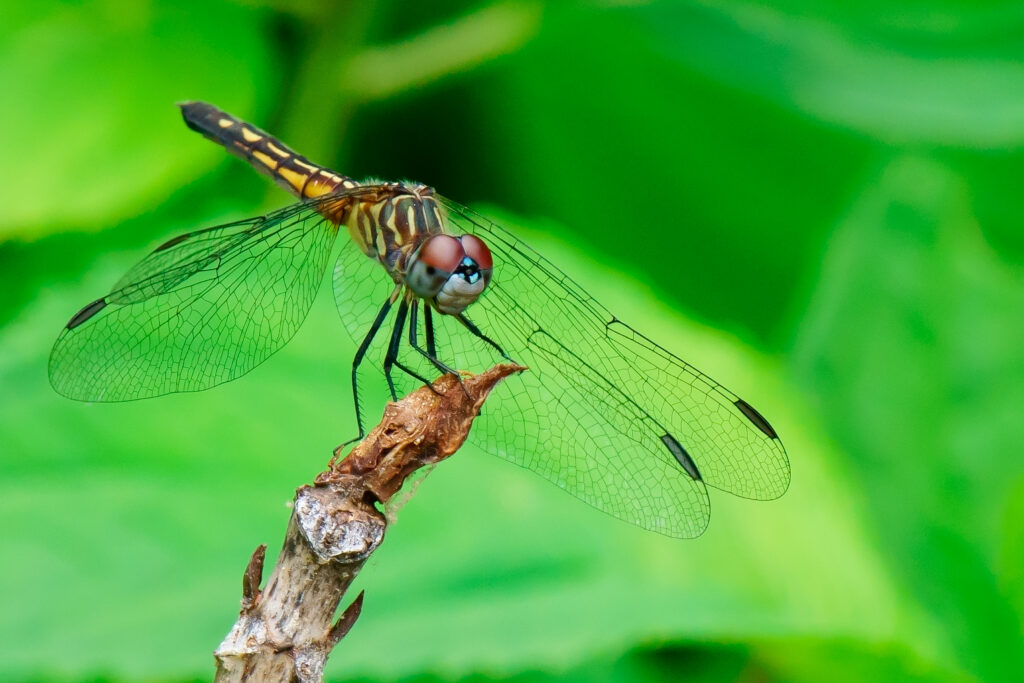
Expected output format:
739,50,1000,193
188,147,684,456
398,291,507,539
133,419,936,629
734,399,778,439
661,433,702,481
154,233,191,252
66,298,107,329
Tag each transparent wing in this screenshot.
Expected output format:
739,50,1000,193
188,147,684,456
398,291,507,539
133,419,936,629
49,194,354,401
332,198,790,538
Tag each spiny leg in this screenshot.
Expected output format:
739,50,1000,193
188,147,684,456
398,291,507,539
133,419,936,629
453,313,514,416
384,298,435,400
409,301,458,377
457,313,515,363
339,285,400,453
425,305,437,358
410,301,469,398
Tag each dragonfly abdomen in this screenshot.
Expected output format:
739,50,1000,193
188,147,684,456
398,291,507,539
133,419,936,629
179,101,357,200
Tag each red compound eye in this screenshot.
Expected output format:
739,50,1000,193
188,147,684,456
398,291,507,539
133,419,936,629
417,234,463,272
460,234,492,270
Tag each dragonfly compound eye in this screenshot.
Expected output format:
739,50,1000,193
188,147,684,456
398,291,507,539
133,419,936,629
459,234,492,271
459,233,493,289
408,234,462,298
433,235,492,315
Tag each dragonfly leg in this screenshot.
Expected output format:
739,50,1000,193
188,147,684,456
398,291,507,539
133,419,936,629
410,301,469,399
409,301,459,377
341,286,399,450
425,305,437,358
384,298,436,400
456,313,517,364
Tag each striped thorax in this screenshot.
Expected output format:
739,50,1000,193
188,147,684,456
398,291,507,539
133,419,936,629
347,183,493,315
346,182,441,270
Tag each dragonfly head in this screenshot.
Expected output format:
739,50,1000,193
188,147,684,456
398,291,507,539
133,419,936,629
407,233,492,315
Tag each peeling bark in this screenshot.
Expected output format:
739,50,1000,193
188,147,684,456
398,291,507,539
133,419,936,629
213,364,523,683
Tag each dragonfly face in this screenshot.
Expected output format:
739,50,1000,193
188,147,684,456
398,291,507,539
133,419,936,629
49,101,791,538
407,234,493,314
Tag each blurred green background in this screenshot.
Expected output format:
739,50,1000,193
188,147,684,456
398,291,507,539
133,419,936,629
2,1,1022,681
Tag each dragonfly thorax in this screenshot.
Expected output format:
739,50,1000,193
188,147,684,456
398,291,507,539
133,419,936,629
348,182,443,269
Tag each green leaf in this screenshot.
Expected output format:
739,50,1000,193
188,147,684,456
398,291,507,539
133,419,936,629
482,5,868,346
791,154,1024,682
0,1,273,240
640,1,1024,147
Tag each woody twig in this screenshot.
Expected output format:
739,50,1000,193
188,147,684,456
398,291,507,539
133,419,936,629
213,363,524,683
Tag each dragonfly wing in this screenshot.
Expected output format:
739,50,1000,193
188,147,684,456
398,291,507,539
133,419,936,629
332,237,711,535
598,320,790,500
438,199,790,534
49,198,346,401
469,324,714,537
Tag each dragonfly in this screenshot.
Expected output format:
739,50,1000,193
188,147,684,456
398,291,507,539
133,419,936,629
50,102,790,538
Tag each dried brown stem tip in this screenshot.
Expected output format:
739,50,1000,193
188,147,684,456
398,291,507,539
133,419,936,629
214,363,523,683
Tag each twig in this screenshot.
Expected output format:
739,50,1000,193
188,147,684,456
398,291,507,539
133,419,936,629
213,363,524,683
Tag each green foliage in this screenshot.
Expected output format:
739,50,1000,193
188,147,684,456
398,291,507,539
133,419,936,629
1,1,1021,682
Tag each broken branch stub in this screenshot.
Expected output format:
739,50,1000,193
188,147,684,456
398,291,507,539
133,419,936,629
214,363,524,683
319,363,525,502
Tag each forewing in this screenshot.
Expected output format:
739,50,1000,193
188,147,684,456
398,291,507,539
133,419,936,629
49,198,346,401
447,200,792,533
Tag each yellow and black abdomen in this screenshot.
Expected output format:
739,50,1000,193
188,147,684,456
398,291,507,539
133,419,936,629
179,101,357,199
